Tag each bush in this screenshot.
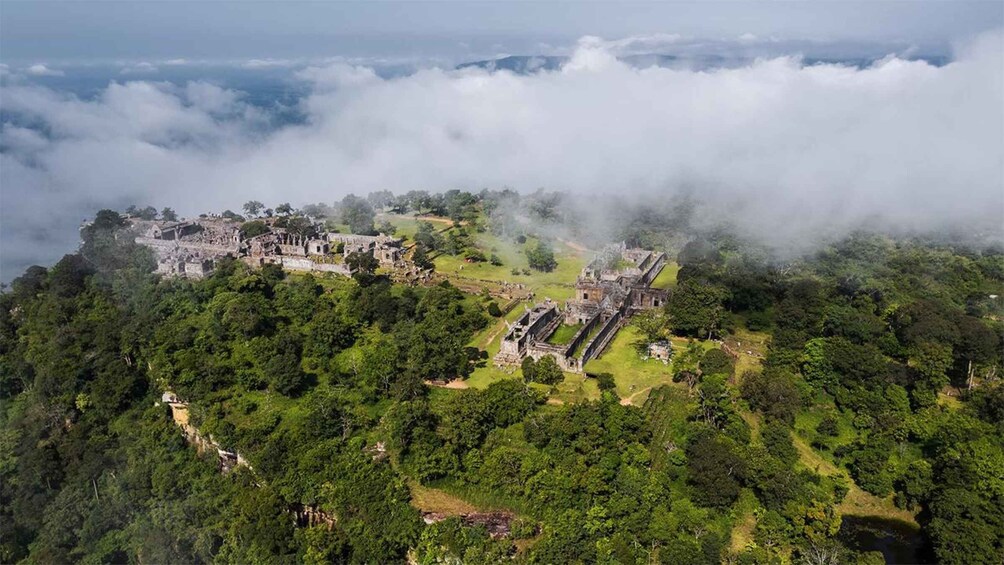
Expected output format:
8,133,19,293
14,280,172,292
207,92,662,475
487,302,503,317
700,349,734,377
490,253,503,266
816,416,839,437
522,356,563,385
510,518,538,539
595,373,616,391
240,220,271,239
464,249,486,263
526,241,558,272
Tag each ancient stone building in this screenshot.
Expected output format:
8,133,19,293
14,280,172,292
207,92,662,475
495,244,670,374
134,216,409,280
326,233,403,266
135,217,244,279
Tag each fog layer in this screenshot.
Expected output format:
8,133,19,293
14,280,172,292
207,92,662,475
2,33,1002,280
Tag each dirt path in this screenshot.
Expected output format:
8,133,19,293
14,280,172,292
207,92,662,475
620,386,653,406
424,379,470,389
559,238,590,254
478,319,509,350
378,212,455,226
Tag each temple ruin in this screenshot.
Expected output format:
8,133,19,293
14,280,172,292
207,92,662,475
129,215,407,279
494,243,669,373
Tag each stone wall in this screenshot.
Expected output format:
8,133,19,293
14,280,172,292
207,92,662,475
565,313,601,359
579,304,627,365
279,256,352,276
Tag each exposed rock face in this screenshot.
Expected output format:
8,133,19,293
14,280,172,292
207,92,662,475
421,512,515,538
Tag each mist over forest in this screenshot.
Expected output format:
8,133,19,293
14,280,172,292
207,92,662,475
3,31,1002,281
2,3,1003,565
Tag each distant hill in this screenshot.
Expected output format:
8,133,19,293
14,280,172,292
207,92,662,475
456,55,567,73
456,53,950,74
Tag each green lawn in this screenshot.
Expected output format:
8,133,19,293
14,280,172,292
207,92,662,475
650,261,680,289
546,323,582,345
584,326,716,403
432,233,587,299
374,213,438,244
549,372,601,404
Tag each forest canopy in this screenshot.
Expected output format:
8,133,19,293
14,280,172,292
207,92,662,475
1,198,1002,564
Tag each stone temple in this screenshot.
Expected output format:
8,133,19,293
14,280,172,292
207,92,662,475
495,243,668,373
129,215,405,279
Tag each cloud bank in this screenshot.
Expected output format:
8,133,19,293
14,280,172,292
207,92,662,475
2,33,1002,279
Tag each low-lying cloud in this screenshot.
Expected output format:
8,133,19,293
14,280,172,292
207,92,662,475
2,33,1002,280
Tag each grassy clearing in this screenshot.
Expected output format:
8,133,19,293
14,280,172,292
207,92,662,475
429,478,539,519
790,433,918,525
729,490,761,554
432,233,587,299
644,386,696,471
937,392,963,410
408,482,482,514
549,372,601,404
464,306,529,389
726,328,770,376
650,261,680,289
585,327,717,404
585,326,672,400
546,323,582,345
794,405,856,452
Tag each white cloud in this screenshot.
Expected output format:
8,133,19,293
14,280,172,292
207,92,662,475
120,62,159,75
241,58,294,69
2,32,1003,279
25,64,64,77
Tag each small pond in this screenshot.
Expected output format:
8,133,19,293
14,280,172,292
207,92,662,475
838,515,926,564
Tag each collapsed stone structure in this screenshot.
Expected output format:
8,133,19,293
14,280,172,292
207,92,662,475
494,244,669,373
131,215,405,279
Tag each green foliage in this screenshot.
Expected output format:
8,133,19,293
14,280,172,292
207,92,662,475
240,220,271,239
346,251,379,278
411,244,435,270
339,194,376,235
243,200,265,217
740,370,804,424
2,209,1002,564
669,279,729,338
486,301,502,317
632,308,670,343
595,372,616,392
521,355,563,385
686,430,745,508
526,240,557,272
700,348,734,377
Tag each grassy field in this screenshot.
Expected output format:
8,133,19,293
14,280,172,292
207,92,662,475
790,432,918,525
650,261,680,289
408,481,483,514
549,371,601,404
726,328,770,377
374,213,455,245
546,323,582,345
644,385,696,470
430,231,587,302
585,327,716,404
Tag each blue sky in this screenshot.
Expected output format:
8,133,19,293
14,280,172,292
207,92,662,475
3,1,1001,63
